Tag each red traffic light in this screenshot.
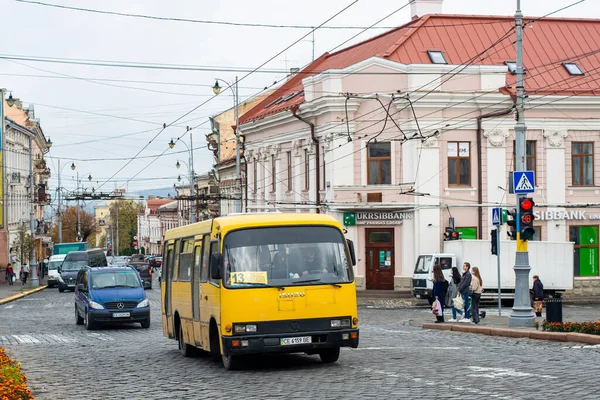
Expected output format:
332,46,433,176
520,198,534,211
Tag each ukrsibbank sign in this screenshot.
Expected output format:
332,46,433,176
534,211,600,221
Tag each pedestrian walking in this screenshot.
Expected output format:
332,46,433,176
446,266,463,322
6,264,15,286
22,263,30,285
432,264,447,323
532,275,544,317
471,267,483,324
457,262,472,322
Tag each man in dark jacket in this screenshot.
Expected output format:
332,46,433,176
532,275,544,317
457,262,472,321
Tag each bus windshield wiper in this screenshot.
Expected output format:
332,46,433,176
291,279,342,288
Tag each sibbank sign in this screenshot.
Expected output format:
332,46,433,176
534,210,600,221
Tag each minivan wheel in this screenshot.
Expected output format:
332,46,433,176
141,315,151,329
178,324,193,357
84,310,96,331
75,307,84,325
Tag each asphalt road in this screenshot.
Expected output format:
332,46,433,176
1,281,600,400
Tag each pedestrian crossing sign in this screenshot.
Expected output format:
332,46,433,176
512,171,535,194
492,208,501,226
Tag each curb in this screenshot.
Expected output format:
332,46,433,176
0,285,47,305
422,323,600,345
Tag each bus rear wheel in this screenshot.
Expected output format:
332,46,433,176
319,347,340,364
178,323,193,357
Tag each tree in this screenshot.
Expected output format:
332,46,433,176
50,206,99,244
108,200,142,256
12,223,34,265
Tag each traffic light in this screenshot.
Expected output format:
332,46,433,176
519,197,536,240
444,228,461,241
491,229,498,255
506,209,517,240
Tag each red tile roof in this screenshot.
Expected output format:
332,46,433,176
240,14,600,124
147,199,173,210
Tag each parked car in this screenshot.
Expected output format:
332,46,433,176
150,257,162,268
47,254,67,288
58,249,108,293
74,266,150,330
129,262,152,289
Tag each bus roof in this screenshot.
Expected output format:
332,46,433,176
163,213,341,241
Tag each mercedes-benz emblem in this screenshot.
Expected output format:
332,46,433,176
117,302,124,309
290,321,300,332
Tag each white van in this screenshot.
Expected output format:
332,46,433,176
47,254,67,288
412,253,455,304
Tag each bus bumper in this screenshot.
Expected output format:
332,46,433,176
222,329,359,356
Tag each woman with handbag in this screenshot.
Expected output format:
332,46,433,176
471,267,483,324
432,264,447,323
532,275,544,317
446,267,463,322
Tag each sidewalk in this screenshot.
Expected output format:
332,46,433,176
409,307,600,345
0,276,48,305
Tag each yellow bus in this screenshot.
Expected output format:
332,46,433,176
161,213,359,370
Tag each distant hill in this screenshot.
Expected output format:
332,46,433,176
135,187,175,199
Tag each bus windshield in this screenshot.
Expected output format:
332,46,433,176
222,226,353,288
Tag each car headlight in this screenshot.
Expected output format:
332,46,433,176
88,300,104,310
137,299,149,308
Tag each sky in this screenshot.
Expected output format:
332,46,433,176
1,0,597,198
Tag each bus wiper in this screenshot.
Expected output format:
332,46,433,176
291,279,342,288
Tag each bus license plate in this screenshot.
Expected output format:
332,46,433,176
112,312,130,318
280,336,311,346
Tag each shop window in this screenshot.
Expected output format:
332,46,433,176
572,142,594,186
512,140,537,185
456,227,477,240
448,142,471,186
369,232,392,243
286,151,292,192
367,142,391,185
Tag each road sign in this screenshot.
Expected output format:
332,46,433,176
512,171,535,194
107,241,112,246
134,235,138,240
492,208,501,226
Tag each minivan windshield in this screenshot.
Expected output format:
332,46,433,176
91,270,141,289
223,226,352,288
414,255,433,274
61,260,88,272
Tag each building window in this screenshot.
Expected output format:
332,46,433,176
321,147,326,190
367,142,391,185
253,159,257,194
572,142,594,186
271,155,276,193
563,62,584,76
448,142,471,186
427,50,447,64
512,140,537,184
304,149,310,190
286,151,292,192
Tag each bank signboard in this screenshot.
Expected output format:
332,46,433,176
343,211,413,226
534,210,600,220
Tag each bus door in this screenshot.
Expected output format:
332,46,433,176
192,238,203,346
163,242,175,338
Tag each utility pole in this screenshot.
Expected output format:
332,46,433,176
234,76,242,213
115,200,119,257
189,129,195,223
509,0,535,327
76,172,81,242
57,159,62,243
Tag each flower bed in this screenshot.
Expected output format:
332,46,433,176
0,347,34,400
542,321,600,336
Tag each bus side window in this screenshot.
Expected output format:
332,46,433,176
208,241,220,285
165,244,174,282
201,235,210,283
173,239,181,282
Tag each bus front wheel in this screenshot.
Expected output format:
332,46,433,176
222,354,241,370
178,323,193,357
319,347,340,364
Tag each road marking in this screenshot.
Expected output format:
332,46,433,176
12,335,41,344
351,366,514,399
348,346,464,351
44,303,53,308
467,366,557,379
4,305,14,309
86,333,115,341
362,327,415,334
64,303,71,307
563,344,600,349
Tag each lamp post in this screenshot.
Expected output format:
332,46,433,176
212,77,241,213
75,172,92,242
168,130,195,223
1,90,15,265
57,161,76,243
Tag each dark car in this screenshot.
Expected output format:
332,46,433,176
74,266,150,330
150,257,162,268
58,249,108,292
129,262,152,289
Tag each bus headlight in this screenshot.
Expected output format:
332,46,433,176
234,324,257,333
331,319,351,328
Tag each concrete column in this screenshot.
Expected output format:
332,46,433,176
543,130,568,241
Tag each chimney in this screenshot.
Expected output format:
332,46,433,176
410,0,443,18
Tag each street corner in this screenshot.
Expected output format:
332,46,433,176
0,285,47,306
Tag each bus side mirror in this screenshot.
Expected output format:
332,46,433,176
346,239,357,266
210,253,222,280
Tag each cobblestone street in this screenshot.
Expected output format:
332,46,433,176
0,281,598,400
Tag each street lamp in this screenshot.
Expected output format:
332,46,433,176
177,175,182,182
176,161,181,169
6,92,15,107
71,162,76,171
88,174,92,182
46,138,53,148
168,139,175,149
212,77,241,213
